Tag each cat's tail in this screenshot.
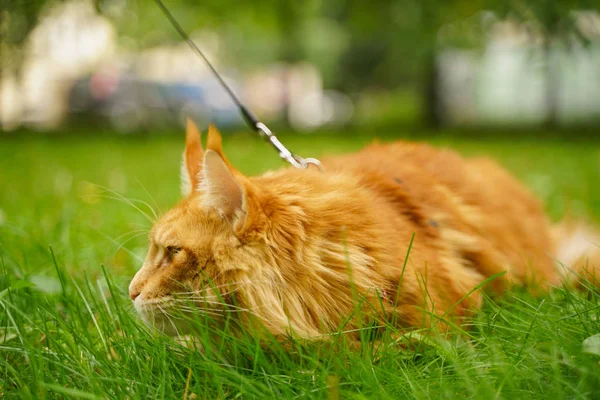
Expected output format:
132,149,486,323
552,219,600,286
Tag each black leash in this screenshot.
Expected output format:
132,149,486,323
154,0,322,170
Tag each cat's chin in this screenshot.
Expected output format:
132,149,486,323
134,297,193,336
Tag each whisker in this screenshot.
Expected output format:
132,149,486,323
148,297,229,318
174,286,242,300
90,184,158,222
208,270,226,283
110,231,148,260
107,229,149,248
176,307,224,319
135,177,163,218
92,194,156,223
171,279,244,294
169,290,240,305
92,227,145,262
171,279,269,297
97,184,158,216
157,303,182,337
164,301,226,318
169,299,252,313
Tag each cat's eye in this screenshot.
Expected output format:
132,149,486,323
167,246,182,255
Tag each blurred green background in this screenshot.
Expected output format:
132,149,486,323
1,0,600,132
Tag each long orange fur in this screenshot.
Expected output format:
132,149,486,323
129,121,600,341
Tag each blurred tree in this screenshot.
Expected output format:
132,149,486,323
99,0,323,123
0,0,52,73
92,0,600,127
333,0,490,126
4,0,597,128
485,0,599,126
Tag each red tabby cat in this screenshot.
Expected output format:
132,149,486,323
129,120,599,340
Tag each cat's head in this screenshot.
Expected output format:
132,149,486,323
128,120,307,337
129,121,387,339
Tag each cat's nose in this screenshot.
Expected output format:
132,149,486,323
130,290,141,301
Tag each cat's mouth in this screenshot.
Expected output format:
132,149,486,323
134,294,234,336
134,296,205,336
135,295,202,317
134,295,175,311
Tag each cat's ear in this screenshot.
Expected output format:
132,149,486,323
202,149,245,221
181,118,204,196
206,124,236,170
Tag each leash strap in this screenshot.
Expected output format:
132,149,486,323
154,0,323,171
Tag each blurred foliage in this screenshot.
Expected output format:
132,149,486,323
0,0,47,71
90,0,598,88
3,0,598,77
1,0,45,45
96,0,598,126
1,0,598,126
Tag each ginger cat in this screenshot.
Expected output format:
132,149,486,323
129,120,599,341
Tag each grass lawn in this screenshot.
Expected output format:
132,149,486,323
1,129,599,399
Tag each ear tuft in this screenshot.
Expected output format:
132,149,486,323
202,150,244,218
186,118,202,148
181,118,204,196
206,124,235,168
206,124,222,152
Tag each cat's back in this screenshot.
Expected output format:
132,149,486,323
323,140,557,287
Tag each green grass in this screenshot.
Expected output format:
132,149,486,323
1,130,599,399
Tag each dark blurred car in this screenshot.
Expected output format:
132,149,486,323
68,69,242,132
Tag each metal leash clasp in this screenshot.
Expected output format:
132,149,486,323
256,123,323,171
